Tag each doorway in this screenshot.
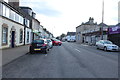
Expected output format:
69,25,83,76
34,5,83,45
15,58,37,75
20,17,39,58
11,31,15,48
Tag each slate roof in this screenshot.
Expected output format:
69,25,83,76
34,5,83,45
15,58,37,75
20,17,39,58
98,22,108,26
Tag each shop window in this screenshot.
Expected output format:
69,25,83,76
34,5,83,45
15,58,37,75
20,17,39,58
2,26,8,45
19,29,23,43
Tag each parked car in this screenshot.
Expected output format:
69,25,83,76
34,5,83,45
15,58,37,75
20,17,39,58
96,40,119,51
29,39,49,54
46,39,53,49
51,38,62,46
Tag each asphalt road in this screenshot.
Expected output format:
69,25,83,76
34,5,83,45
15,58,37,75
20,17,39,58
3,42,119,78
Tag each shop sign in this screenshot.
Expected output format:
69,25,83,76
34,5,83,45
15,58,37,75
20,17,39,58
109,26,120,34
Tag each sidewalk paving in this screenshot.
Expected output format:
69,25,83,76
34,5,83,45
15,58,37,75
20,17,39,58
2,45,29,66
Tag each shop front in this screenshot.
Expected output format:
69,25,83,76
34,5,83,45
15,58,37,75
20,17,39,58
108,25,120,47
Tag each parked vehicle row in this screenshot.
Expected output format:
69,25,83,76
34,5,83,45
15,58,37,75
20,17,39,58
96,40,119,51
29,38,62,54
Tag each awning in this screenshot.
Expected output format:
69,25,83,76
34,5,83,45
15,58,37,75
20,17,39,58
32,30,41,36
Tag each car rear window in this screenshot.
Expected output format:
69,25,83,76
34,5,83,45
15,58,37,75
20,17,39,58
33,40,44,44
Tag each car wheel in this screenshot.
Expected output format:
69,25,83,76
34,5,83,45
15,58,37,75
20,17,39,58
96,46,99,49
104,47,107,51
30,50,34,54
44,50,48,54
47,48,49,51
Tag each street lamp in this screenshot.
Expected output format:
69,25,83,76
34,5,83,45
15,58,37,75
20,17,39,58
101,0,104,40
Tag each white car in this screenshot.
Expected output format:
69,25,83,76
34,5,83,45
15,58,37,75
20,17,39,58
46,39,53,49
96,40,119,51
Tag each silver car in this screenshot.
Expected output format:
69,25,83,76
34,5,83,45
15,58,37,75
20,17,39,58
46,39,53,49
96,40,119,51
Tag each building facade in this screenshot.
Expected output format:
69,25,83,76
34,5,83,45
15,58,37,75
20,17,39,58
0,1,24,49
0,0,54,49
32,18,40,40
108,24,120,47
76,17,108,45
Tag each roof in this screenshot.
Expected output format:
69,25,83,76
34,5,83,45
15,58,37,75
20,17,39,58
98,22,108,26
116,23,120,26
19,6,32,10
67,32,76,35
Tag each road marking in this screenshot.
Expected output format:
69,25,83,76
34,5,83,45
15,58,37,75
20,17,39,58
45,54,47,56
81,45,88,46
75,49,81,52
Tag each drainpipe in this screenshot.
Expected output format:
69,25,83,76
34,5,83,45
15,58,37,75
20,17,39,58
24,18,26,45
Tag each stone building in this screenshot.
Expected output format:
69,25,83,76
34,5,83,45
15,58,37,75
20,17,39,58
76,17,108,45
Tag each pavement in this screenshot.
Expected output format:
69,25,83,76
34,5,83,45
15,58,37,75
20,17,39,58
2,45,29,66
2,42,118,78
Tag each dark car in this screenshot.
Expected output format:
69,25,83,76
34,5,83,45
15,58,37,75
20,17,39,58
29,39,49,54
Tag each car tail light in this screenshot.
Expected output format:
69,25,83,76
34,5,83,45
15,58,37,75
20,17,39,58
42,44,47,47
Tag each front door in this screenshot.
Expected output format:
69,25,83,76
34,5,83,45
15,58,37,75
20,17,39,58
11,31,15,48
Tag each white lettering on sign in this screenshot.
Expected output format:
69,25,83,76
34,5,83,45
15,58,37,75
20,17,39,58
112,26,118,31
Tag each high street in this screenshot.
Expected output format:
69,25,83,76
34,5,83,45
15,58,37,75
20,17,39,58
3,42,118,78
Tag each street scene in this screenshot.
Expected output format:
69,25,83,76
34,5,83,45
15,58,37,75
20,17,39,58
3,42,119,78
0,0,120,79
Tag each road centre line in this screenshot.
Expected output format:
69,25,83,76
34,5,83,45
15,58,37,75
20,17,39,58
75,49,81,53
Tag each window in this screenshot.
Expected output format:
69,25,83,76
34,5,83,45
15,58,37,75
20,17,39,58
2,4,24,24
9,10,15,21
27,31,29,43
15,13,19,22
2,26,8,45
6,6,10,18
3,4,6,16
19,29,23,43
19,16,23,24
25,19,30,27
0,3,2,15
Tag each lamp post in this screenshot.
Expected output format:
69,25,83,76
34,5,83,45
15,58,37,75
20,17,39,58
101,0,104,40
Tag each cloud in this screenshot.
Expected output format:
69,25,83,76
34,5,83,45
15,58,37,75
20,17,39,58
20,1,61,17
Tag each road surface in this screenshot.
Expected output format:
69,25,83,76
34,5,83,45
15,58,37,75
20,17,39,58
3,42,118,78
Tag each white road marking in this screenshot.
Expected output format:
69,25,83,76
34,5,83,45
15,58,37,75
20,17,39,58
81,44,88,46
75,49,81,52
45,54,47,56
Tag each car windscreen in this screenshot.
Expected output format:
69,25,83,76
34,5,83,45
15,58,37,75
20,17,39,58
104,41,112,44
47,40,51,42
53,39,60,41
33,40,44,44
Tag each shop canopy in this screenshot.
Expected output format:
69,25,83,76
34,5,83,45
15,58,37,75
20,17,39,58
32,30,41,36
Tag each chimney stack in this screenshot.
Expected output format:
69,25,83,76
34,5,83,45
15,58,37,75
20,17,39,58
8,0,19,8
